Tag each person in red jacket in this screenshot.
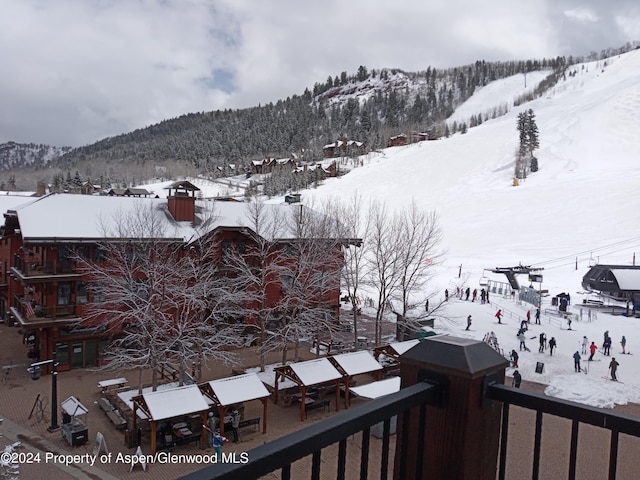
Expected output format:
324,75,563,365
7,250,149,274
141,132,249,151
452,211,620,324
589,341,598,361
495,309,503,324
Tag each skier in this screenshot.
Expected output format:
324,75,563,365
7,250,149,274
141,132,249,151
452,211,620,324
212,431,228,457
518,331,527,351
609,357,619,381
566,316,572,330
425,299,429,312
511,349,519,368
465,287,470,301
495,309,503,324
526,310,531,323
480,288,486,304
589,341,598,361
535,307,541,324
486,289,490,304
472,289,477,302
548,337,557,356
573,351,582,372
603,336,612,356
512,370,522,388
465,315,472,331
581,336,589,355
520,319,528,331
621,335,627,354
445,289,449,301
538,332,546,353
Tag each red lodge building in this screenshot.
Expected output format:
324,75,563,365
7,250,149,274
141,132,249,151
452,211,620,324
0,181,351,371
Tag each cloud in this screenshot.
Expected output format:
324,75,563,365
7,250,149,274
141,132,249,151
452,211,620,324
0,0,637,147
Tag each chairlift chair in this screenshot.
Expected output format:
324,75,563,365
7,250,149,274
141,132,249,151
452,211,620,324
479,270,489,287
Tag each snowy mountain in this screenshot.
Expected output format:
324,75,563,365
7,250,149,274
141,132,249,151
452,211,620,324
298,49,640,409
0,141,72,171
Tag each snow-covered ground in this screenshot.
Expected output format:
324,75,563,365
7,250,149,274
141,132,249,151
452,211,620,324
296,50,640,409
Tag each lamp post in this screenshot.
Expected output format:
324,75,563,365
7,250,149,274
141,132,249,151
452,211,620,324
30,352,59,432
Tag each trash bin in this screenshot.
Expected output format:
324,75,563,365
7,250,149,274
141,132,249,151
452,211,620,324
29,366,41,381
551,297,558,307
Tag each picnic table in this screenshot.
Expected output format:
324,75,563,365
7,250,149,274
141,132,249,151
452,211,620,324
98,377,128,393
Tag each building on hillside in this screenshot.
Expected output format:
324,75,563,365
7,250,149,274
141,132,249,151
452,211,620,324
106,187,151,197
1,180,356,371
387,134,407,147
322,139,366,159
251,157,296,175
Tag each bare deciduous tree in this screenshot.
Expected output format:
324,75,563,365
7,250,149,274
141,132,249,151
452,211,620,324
393,201,445,339
323,194,368,349
76,202,243,392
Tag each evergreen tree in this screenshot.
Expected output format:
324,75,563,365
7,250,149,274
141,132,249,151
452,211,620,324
515,109,540,178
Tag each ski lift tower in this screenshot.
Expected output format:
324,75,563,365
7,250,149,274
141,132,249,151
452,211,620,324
489,265,544,292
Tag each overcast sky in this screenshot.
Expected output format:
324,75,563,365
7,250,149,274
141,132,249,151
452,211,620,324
1,0,638,147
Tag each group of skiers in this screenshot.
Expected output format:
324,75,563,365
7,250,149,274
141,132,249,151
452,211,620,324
454,286,490,304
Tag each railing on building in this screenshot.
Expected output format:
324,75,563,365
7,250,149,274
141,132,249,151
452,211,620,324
178,382,438,480
12,294,80,322
176,336,640,480
12,255,80,278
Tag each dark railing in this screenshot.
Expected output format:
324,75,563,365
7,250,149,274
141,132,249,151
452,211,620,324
12,255,80,278
177,336,640,480
12,295,79,322
486,383,640,480
178,382,438,480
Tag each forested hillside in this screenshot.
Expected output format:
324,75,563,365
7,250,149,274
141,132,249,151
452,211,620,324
2,42,636,190
54,57,567,174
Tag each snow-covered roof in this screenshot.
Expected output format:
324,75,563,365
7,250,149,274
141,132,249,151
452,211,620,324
289,358,342,386
351,376,401,400
610,269,640,291
0,194,36,211
330,350,383,376
139,384,209,422
9,193,327,243
61,396,89,416
207,373,270,406
389,339,420,355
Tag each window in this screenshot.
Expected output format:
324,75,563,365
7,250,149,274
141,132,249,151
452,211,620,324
93,247,106,262
55,342,70,365
76,282,88,304
57,282,72,306
222,240,233,262
58,247,72,262
76,246,90,260
236,240,246,255
91,282,105,303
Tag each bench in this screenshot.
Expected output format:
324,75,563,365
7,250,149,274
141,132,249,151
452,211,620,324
98,397,115,414
98,396,128,430
238,417,260,432
106,409,128,430
305,400,331,419
98,377,128,393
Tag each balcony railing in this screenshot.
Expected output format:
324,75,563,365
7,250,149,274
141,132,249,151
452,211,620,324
12,255,80,279
12,295,80,323
176,336,640,480
179,381,438,480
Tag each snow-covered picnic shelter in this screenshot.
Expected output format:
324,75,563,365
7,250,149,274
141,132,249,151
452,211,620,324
327,350,383,407
199,373,270,435
131,384,209,455
274,357,343,421
351,376,401,400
